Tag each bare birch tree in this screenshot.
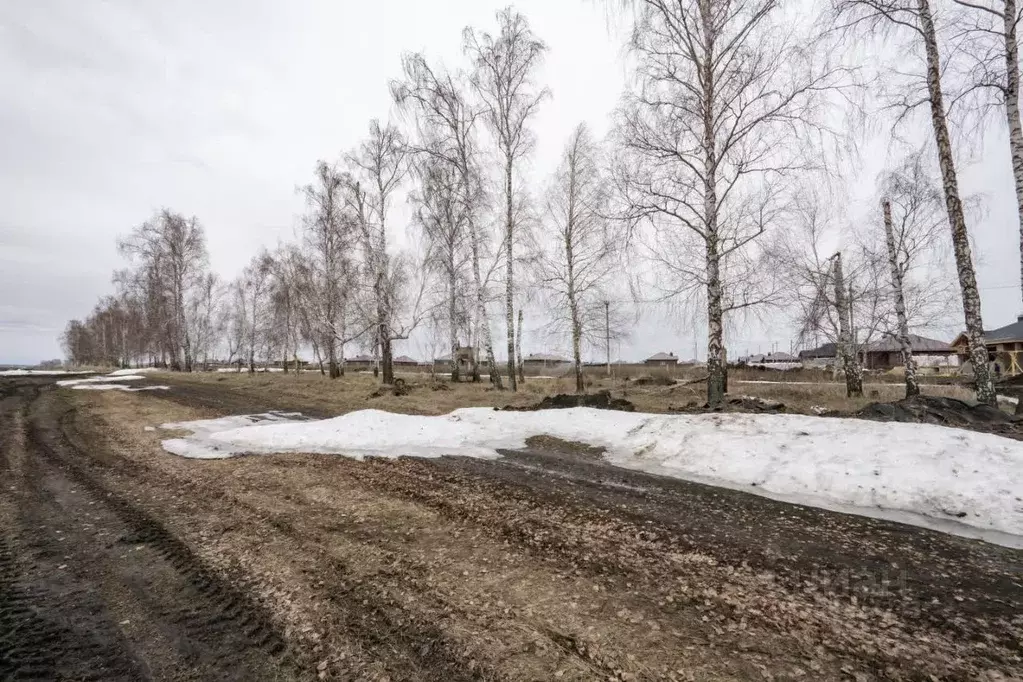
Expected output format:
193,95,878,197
767,190,888,378
947,0,1023,305
391,53,504,387
833,0,996,403
611,0,842,406
411,156,472,381
117,209,209,371
873,150,951,395
881,198,921,395
464,8,549,391
533,124,619,393
345,120,411,385
299,161,359,377
237,250,274,373
188,272,222,371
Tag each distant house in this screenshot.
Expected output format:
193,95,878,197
522,353,571,368
393,355,419,366
644,352,679,367
952,315,1023,376
863,334,957,370
742,351,799,368
346,354,375,369
798,343,838,363
434,347,489,373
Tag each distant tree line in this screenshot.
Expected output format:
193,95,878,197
63,1,1023,406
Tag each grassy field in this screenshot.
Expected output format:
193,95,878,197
156,367,981,416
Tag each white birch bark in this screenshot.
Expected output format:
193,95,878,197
1003,0,1023,308
918,0,996,404
516,308,525,385
882,199,921,397
504,159,517,391
833,252,864,398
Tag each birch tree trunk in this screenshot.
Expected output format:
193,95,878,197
377,275,395,385
705,237,726,406
918,0,996,404
571,305,583,393
468,222,502,389
516,308,525,384
327,339,340,378
604,301,611,377
567,226,583,393
449,265,460,383
833,252,864,397
882,199,921,397
700,9,727,408
504,159,518,391
1003,0,1023,308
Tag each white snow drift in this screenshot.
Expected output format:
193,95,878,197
55,368,169,391
108,367,160,376
57,374,146,387
0,369,95,376
71,384,170,392
161,407,1023,541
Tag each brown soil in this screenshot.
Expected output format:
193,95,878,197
504,390,636,412
1,375,1021,680
856,395,1023,439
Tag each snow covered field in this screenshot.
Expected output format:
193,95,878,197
0,369,95,376
55,368,169,391
70,384,170,392
57,374,146,386
161,406,1023,542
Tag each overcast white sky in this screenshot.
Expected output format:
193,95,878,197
0,0,1020,365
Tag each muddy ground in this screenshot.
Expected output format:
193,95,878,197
1,375,1021,681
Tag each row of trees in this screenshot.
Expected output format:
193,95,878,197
64,0,1023,406
63,9,624,394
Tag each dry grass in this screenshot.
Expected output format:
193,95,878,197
154,368,982,417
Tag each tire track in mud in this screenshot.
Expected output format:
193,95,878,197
52,389,500,682
2,381,305,681
64,435,509,681
0,385,145,681
32,397,299,678
0,535,58,681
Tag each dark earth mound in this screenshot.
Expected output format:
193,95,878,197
856,395,1023,439
504,389,636,412
631,374,677,386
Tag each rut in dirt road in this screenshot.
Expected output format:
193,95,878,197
0,379,305,681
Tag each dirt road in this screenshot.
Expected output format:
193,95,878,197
1,376,1020,681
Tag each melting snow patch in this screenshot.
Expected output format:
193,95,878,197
71,384,170,392
158,407,1023,541
109,367,160,376
0,369,96,376
57,375,146,387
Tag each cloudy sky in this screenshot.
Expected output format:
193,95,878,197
0,0,1019,365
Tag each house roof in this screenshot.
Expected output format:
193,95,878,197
349,354,374,362
984,317,1023,343
645,352,677,362
951,316,1023,348
865,334,952,353
798,343,837,359
393,355,418,364
525,353,571,362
